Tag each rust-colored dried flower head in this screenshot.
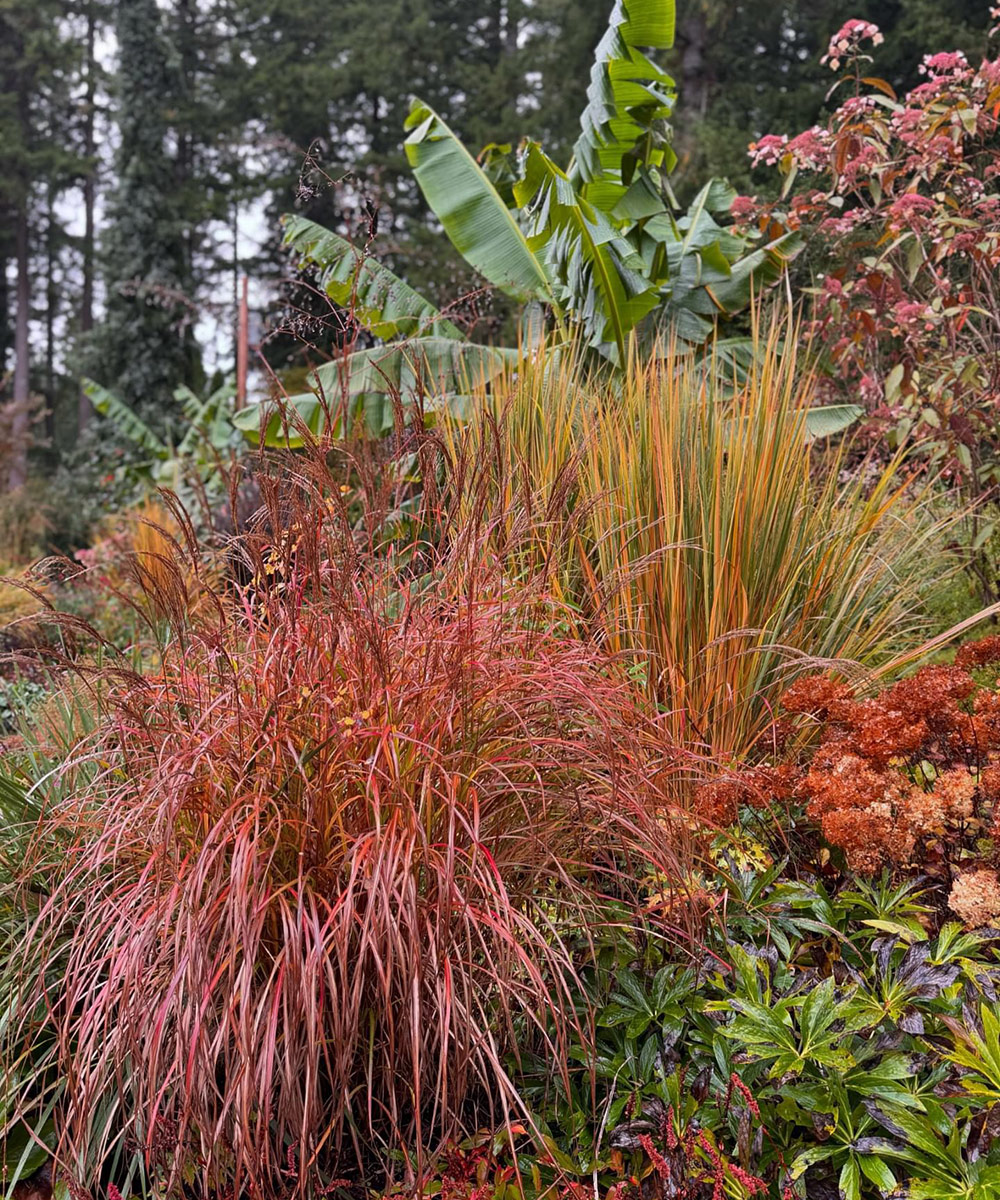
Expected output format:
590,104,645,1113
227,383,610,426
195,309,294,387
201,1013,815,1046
693,762,804,828
764,716,796,755
933,767,978,823
828,697,929,767
948,868,1000,928
981,763,1000,804
955,634,1000,671
884,665,976,732
781,675,853,717
804,751,895,817
802,751,917,871
761,648,1000,877
970,691,1000,755
692,778,748,826
820,802,914,874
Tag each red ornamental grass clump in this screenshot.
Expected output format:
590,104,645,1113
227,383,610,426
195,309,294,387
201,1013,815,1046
7,492,687,1198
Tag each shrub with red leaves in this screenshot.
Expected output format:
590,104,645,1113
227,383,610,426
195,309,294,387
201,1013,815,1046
5,442,687,1199
735,18,1000,599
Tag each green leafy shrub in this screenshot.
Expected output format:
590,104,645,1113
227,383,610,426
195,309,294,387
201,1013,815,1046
512,865,1000,1199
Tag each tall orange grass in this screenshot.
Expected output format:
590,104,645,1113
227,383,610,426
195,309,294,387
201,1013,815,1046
448,320,955,763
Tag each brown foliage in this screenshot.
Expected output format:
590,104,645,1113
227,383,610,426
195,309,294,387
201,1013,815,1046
693,634,1000,880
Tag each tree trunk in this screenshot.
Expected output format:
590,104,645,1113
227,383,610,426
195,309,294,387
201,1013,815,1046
79,0,97,433
679,10,710,119
0,247,9,376
176,0,196,287
503,0,520,53
45,188,57,444
9,199,31,491
672,7,711,186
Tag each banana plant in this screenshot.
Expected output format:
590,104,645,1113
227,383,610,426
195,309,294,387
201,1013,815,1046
237,0,860,448
229,215,520,447
402,0,800,362
84,378,241,495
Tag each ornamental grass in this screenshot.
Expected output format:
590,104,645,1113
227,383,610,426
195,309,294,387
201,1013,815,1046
450,317,956,764
0,428,692,1198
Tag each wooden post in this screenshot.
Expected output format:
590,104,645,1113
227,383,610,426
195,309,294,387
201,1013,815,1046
236,275,249,410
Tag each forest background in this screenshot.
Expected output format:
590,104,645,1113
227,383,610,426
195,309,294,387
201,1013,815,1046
0,0,994,547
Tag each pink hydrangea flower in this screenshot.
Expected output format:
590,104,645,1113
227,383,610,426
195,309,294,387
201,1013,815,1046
976,58,1000,88
920,51,971,80
837,95,880,120
893,300,936,332
729,194,758,220
787,126,831,170
890,107,926,143
903,133,963,175
836,142,882,190
890,193,935,217
887,193,937,232
819,208,868,236
821,19,884,71
748,134,788,166
859,374,883,405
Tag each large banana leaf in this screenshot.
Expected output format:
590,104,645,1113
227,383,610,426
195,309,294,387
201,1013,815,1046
572,0,677,209
232,338,517,448
173,382,238,459
282,215,463,341
84,379,169,458
704,233,804,314
404,100,557,306
804,404,864,441
515,144,658,363
640,181,804,345
87,378,239,494
725,399,863,444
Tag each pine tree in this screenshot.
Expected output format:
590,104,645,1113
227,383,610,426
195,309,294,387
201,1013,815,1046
93,0,201,421
0,0,83,488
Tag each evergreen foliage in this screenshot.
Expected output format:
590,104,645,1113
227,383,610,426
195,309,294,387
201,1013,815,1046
93,0,201,420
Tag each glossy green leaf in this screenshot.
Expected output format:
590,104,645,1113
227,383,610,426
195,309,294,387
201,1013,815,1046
804,404,864,440
839,1156,861,1200
516,143,658,362
573,0,677,191
282,214,463,341
233,339,516,447
404,100,555,304
858,1155,897,1193
84,378,168,458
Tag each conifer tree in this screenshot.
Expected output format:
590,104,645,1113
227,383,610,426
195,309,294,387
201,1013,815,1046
0,0,82,487
94,0,201,420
